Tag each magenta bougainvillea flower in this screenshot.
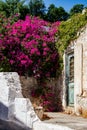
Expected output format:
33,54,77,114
0,15,60,79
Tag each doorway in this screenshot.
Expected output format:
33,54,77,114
66,53,74,106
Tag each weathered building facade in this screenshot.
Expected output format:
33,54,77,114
62,25,87,116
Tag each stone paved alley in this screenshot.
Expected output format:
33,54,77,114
44,112,87,130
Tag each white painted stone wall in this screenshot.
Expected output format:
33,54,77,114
0,72,40,130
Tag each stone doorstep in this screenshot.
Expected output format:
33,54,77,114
64,107,75,115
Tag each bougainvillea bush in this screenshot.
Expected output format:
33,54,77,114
31,82,62,112
0,15,60,80
0,15,61,111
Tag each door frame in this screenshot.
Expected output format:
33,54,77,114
62,45,75,109
67,54,74,106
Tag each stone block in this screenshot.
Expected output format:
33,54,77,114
15,98,27,124
14,98,39,128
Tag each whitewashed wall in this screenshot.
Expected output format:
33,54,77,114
63,25,87,116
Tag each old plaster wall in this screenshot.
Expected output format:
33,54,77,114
63,25,87,116
74,25,87,116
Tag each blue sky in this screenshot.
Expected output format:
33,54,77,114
44,0,87,12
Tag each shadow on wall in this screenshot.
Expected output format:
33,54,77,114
0,102,32,130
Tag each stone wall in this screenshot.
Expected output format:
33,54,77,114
20,75,63,111
20,76,38,100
